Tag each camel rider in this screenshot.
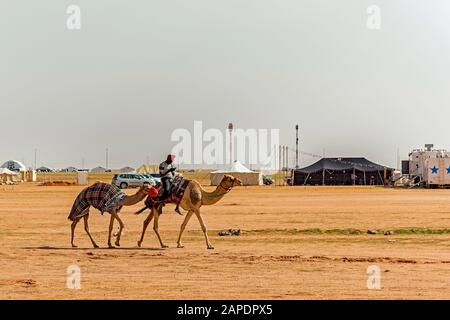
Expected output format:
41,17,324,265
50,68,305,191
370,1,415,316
159,154,181,214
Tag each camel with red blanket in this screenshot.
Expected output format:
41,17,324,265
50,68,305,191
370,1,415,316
135,174,242,249
68,182,150,248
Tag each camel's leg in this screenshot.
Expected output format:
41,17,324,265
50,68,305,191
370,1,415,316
137,209,154,247
153,210,168,248
107,212,116,248
70,217,82,247
112,211,125,247
177,210,194,248
194,209,214,249
83,215,99,248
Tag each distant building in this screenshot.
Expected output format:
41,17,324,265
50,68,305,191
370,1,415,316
36,166,55,173
119,166,135,173
62,166,78,173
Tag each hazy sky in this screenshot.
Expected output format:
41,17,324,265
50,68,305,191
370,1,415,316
1,0,450,169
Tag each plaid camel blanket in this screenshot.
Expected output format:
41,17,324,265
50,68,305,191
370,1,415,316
68,182,126,221
144,175,190,209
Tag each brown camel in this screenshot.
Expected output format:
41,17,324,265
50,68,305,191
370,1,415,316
135,174,242,249
70,183,150,248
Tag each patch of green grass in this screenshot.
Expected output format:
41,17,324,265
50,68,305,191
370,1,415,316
247,227,450,236
296,267,324,272
323,228,363,235
391,228,450,235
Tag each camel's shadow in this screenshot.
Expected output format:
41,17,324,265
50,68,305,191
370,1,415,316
22,246,166,251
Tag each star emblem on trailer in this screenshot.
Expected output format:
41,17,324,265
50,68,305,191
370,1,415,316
431,166,439,174
447,166,450,174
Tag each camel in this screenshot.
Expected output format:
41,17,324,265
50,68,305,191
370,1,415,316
135,174,242,249
69,183,150,248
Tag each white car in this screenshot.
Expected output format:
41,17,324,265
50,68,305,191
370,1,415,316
140,173,161,184
112,173,155,189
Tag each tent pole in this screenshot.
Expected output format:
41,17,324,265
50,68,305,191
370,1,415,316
304,173,310,186
364,171,367,185
279,145,282,186
286,147,289,171
353,168,356,185
378,170,384,185
322,168,325,186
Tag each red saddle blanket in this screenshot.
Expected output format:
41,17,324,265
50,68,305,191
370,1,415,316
145,175,190,208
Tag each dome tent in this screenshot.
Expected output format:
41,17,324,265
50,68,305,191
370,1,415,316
210,161,262,186
1,160,26,172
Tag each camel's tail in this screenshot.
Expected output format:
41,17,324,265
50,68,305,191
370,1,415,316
134,206,147,215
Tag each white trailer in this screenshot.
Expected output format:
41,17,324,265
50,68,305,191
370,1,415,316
405,144,450,187
423,158,450,186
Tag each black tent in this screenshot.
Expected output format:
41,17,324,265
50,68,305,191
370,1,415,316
293,157,393,186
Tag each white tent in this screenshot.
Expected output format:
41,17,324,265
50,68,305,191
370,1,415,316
0,168,18,184
1,160,26,172
63,166,78,172
137,164,157,174
213,161,254,173
0,168,18,175
91,166,107,173
210,161,262,186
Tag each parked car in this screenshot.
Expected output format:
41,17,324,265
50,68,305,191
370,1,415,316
262,175,274,185
112,173,155,189
141,173,161,184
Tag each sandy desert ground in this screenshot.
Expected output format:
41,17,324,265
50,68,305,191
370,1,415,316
1,181,450,299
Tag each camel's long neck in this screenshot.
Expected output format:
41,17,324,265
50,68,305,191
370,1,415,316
121,191,146,206
201,185,230,206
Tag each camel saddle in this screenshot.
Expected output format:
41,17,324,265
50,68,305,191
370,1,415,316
144,175,190,209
